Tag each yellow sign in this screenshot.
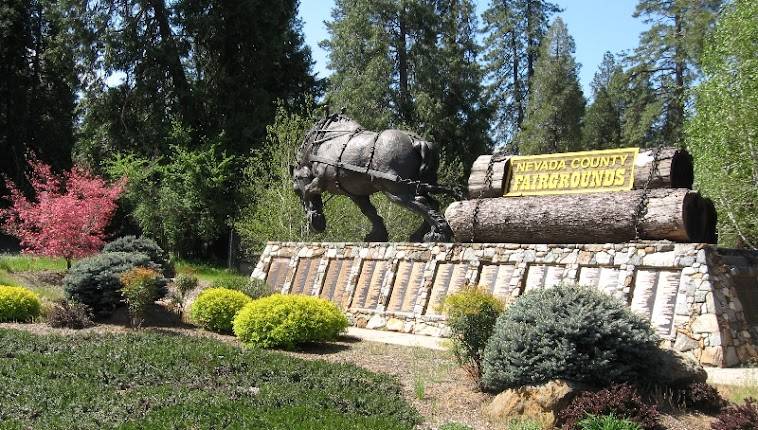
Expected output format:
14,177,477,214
505,147,639,196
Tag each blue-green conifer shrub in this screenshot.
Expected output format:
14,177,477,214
482,285,659,392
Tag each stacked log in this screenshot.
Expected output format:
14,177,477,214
452,148,716,244
467,148,694,198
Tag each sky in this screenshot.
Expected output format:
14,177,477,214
299,0,649,96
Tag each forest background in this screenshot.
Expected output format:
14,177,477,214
1,0,755,263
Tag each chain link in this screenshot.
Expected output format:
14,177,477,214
632,144,664,240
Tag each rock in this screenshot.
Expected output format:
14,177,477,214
650,348,708,386
692,314,719,333
485,379,584,428
385,318,405,332
673,334,700,352
366,315,386,330
700,346,724,366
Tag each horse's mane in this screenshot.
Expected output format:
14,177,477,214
296,113,363,164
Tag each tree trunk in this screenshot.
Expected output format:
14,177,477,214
510,27,523,128
445,188,716,243
397,11,411,124
467,148,693,198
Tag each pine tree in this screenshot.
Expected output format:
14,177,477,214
582,52,625,150
323,0,491,176
517,18,585,155
482,0,560,151
629,0,723,146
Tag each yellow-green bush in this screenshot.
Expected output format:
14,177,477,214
190,288,252,333
233,294,349,349
443,287,504,379
0,285,41,322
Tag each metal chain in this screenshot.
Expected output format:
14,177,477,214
632,144,664,240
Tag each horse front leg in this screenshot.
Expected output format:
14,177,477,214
384,192,454,243
350,195,389,242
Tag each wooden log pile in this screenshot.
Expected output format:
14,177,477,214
449,148,716,244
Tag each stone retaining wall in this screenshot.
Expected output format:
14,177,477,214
252,241,758,367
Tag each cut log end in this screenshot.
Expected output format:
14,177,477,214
670,149,694,189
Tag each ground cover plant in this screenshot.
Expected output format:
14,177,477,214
0,328,419,430
233,294,349,349
711,398,758,430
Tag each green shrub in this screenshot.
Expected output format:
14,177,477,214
120,268,162,327
170,274,199,315
443,287,504,379
210,276,272,300
507,419,543,430
0,285,41,322
63,252,167,317
233,294,349,349
103,236,174,277
190,288,252,333
578,414,643,430
45,299,93,329
482,285,659,392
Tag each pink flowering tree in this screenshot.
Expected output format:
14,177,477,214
1,158,125,269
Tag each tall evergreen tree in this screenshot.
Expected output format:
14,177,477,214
323,0,490,175
482,0,560,151
629,0,723,146
582,52,625,150
0,0,76,189
517,18,585,154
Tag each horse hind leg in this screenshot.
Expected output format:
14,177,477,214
409,193,439,241
350,195,389,242
384,192,453,243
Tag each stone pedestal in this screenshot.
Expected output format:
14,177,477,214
252,241,758,367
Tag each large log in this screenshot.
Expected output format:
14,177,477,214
445,188,717,244
467,148,693,197
633,148,693,189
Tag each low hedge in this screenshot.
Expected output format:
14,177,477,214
0,285,41,322
233,294,349,349
190,288,252,334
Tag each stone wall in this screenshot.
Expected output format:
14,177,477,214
252,241,758,367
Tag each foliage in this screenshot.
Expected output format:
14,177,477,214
442,287,504,379
1,158,124,268
559,385,663,430
322,0,491,177
481,0,561,150
45,299,93,329
686,0,758,249
628,0,724,146
173,274,199,298
104,236,174,277
577,414,643,430
106,139,237,258
582,53,625,150
63,252,166,317
711,398,758,430
0,285,41,322
0,254,68,272
481,285,659,392
211,276,272,301
679,382,728,414
190,288,252,334
0,0,76,197
233,294,349,350
235,105,421,254
517,18,585,154
507,419,543,430
120,267,161,327
0,328,420,429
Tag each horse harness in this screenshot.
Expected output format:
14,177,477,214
304,125,460,198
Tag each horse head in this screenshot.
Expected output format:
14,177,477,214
290,163,326,233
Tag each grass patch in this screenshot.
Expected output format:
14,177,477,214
719,383,758,404
0,254,67,272
175,259,248,284
0,328,420,430
0,271,21,288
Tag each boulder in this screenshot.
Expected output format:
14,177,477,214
650,348,708,386
485,379,584,428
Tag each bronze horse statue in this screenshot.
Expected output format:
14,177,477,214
290,112,456,242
